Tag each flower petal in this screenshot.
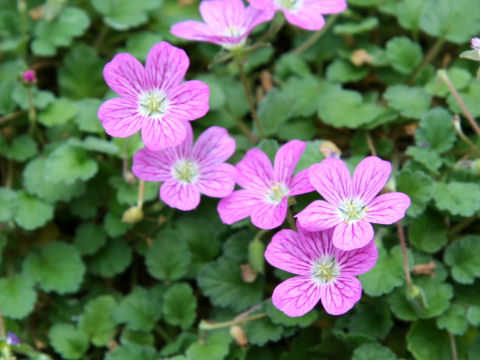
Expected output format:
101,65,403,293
320,276,362,315
217,190,258,225
145,41,190,92
332,220,374,251
272,276,321,317
251,198,288,229
200,0,245,29
193,126,236,165
167,80,210,122
296,200,343,232
170,20,217,42
132,148,175,182
98,98,144,138
283,6,325,31
364,192,411,225
236,148,274,192
197,163,237,198
247,0,276,9
352,156,392,204
103,53,146,98
309,158,352,206
160,179,201,211
141,116,187,151
274,140,306,183
337,239,378,276
289,168,315,196
244,6,276,28
304,0,347,14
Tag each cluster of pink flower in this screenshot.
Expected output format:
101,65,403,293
97,0,410,318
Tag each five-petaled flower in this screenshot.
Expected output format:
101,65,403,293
265,226,377,316
98,41,210,151
132,125,236,211
171,0,274,50
217,140,314,229
248,0,347,31
296,156,411,251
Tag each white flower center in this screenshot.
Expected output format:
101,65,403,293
276,0,301,10
265,182,289,204
139,90,168,118
225,26,243,38
338,199,367,223
221,26,247,50
172,159,200,184
312,256,340,285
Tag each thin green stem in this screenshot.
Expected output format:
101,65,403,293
26,87,37,137
409,37,445,84
235,60,266,139
0,304,6,340
365,131,377,156
155,325,174,344
449,333,458,360
294,14,339,56
137,180,146,209
17,0,28,61
287,208,297,231
199,312,267,331
0,110,27,125
397,221,413,291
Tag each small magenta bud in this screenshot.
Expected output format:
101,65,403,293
22,69,36,84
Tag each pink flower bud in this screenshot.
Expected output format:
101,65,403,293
22,69,36,83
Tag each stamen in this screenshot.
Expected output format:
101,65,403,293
173,159,200,184
139,90,168,118
265,182,289,204
338,199,367,223
312,257,340,285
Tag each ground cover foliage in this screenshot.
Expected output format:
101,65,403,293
1,0,480,359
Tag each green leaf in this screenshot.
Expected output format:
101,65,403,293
45,143,98,184
32,7,90,56
360,245,405,296
396,169,433,217
105,344,158,360
14,190,54,230
123,32,163,62
326,59,368,83
348,301,393,340
0,188,17,222
352,343,397,360
415,108,456,153
109,176,157,206
23,157,85,203
384,85,432,119
163,283,197,330
120,329,155,347
186,331,231,360
23,242,85,294
467,306,480,326
38,98,78,127
436,304,468,335
266,300,318,328
12,83,55,110
82,136,119,155
396,0,427,31
59,45,106,99
197,74,225,111
74,98,104,134
407,321,451,360
49,323,89,360
426,67,471,97
113,287,162,332
197,258,264,311
146,229,191,281
244,315,283,346
0,79,16,114
405,146,442,173
334,17,379,35
409,209,447,253
444,236,480,284
420,0,480,44
433,182,480,217
91,0,162,30
88,238,132,278
385,37,423,74
1,135,37,161
79,295,117,346
258,88,294,136
0,275,37,319
275,53,311,80
74,221,107,256
447,81,480,117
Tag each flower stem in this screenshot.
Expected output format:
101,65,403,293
452,115,477,151
155,325,174,344
449,333,458,360
365,131,377,156
0,110,27,125
26,87,38,137
397,221,413,291
0,304,6,339
294,14,339,56
235,60,266,139
438,69,480,136
409,37,445,84
287,208,297,231
199,312,267,331
137,180,146,209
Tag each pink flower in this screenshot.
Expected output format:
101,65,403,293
22,69,36,83
217,140,314,229
132,125,236,211
265,226,377,316
248,0,347,31
472,37,480,52
171,0,274,50
98,41,210,151
296,156,411,251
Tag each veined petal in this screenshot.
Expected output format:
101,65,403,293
141,116,187,151
98,98,143,138
251,198,288,229
289,169,315,196
303,0,347,14
332,220,374,251
320,275,362,315
296,200,343,232
197,163,237,198
236,148,274,191
352,156,392,204
145,42,190,92
217,190,258,225
244,6,276,28
337,239,378,276
103,53,146,98
170,20,217,42
132,148,175,182
200,0,245,29
272,276,321,317
364,192,411,225
193,126,236,165
283,7,325,31
167,80,210,121
160,179,201,211
274,140,306,183
309,158,352,206
247,0,276,10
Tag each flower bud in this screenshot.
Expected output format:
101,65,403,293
248,238,265,275
122,206,143,223
21,69,36,84
229,325,248,348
